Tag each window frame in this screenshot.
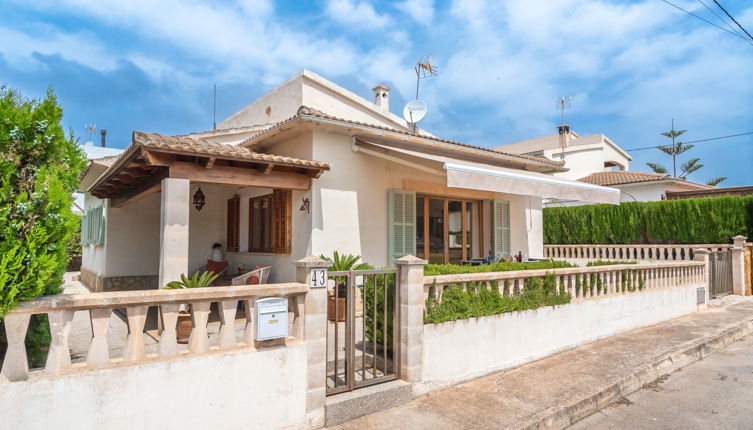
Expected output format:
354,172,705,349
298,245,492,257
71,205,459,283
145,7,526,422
248,193,274,253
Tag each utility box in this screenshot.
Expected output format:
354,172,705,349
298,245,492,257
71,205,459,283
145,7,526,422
256,297,288,341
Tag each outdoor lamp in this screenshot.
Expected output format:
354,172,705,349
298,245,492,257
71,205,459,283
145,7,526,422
193,187,206,211
299,197,310,214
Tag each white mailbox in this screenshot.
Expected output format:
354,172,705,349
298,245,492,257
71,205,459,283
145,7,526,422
255,297,288,341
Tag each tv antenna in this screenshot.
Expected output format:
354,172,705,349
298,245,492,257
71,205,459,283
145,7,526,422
556,97,572,160
213,84,217,131
414,55,438,99
84,123,96,142
556,96,572,127
403,56,438,132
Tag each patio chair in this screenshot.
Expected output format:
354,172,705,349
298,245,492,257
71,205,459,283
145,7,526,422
230,266,272,286
198,261,230,276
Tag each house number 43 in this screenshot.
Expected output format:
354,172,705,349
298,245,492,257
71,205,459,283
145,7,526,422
311,269,327,288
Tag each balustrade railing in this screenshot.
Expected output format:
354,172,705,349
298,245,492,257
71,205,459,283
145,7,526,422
0,283,307,383
543,244,732,261
423,261,705,304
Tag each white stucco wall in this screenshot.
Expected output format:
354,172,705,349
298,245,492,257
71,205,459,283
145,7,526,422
421,285,702,391
616,182,669,202
544,146,606,181
0,343,308,430
102,194,161,277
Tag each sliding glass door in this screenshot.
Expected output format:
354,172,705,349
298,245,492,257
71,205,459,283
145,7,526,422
416,195,483,264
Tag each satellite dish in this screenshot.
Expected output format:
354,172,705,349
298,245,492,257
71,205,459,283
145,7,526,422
403,99,427,124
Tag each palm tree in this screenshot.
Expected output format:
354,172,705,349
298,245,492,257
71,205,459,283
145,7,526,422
646,120,726,186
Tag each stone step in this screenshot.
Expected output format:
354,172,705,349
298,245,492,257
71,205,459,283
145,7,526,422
325,380,413,427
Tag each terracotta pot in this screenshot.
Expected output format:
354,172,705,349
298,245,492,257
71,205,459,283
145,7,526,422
327,296,346,322
176,312,192,344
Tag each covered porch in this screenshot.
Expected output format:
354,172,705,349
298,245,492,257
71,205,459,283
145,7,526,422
85,131,329,290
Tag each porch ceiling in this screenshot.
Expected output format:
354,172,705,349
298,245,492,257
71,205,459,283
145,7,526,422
88,131,329,207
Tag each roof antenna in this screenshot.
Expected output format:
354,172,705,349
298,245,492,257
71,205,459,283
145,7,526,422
84,123,96,144
556,96,572,161
213,84,217,131
403,56,438,132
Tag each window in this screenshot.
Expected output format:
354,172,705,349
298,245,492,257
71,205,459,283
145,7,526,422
81,206,105,245
226,196,240,252
248,190,291,254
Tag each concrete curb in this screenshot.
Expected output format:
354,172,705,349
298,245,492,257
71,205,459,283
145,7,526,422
518,317,753,430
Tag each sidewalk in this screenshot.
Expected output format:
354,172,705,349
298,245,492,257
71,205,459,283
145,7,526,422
333,296,753,430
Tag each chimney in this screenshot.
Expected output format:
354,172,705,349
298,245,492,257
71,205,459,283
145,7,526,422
100,129,107,148
557,124,570,160
372,83,390,111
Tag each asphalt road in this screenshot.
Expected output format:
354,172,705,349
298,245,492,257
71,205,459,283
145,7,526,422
571,335,753,430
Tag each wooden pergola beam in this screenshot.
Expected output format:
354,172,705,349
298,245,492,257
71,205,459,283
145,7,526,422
170,161,312,190
111,170,168,208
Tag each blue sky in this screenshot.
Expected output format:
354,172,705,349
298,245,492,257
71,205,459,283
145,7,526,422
1,0,752,185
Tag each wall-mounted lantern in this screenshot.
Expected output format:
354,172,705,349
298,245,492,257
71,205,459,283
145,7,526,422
299,197,310,214
193,187,206,211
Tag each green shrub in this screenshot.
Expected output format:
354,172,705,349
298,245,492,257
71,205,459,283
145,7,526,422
543,196,753,244
586,260,637,266
424,274,571,324
424,260,574,276
0,86,86,367
363,272,395,350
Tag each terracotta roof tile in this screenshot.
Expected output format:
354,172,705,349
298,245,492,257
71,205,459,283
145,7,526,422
241,106,565,169
578,170,671,186
133,131,329,169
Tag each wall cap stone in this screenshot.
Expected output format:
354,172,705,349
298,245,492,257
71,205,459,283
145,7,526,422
294,256,333,268
395,255,428,266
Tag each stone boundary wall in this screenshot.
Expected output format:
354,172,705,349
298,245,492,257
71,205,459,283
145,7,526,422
745,243,752,296
418,284,703,394
0,343,308,430
79,267,157,292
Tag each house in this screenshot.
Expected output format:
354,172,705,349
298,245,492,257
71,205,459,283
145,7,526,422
494,130,714,206
77,70,619,291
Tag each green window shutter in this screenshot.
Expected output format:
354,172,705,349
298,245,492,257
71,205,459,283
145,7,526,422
95,206,106,245
81,212,88,244
84,209,92,245
492,199,511,259
387,189,416,264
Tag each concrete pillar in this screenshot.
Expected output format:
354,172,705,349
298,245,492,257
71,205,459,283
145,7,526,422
395,255,427,384
732,235,748,296
294,256,332,429
694,249,710,305
158,178,190,289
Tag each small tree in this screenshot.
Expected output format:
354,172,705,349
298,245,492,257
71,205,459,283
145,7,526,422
646,121,726,186
0,86,86,365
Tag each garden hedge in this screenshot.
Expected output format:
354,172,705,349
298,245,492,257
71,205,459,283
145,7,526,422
543,196,753,244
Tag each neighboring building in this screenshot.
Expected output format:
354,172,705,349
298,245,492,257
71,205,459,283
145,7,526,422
77,69,619,291
494,130,713,206
74,138,124,214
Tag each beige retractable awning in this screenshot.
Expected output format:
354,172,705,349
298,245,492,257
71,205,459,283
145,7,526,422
356,141,621,205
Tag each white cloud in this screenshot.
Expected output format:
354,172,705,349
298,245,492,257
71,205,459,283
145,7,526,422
0,25,117,72
325,0,391,30
397,0,435,25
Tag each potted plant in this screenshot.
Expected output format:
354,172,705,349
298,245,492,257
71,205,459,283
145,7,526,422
320,251,371,322
163,271,219,344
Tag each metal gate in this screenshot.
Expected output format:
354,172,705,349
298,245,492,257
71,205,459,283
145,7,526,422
709,250,733,298
325,269,399,395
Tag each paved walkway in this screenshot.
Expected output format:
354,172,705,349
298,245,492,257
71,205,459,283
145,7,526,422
572,334,753,429
334,297,753,430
